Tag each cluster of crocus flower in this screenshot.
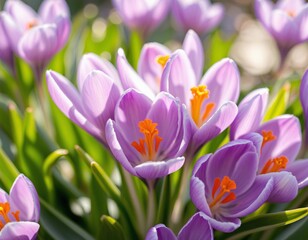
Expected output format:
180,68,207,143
0,174,40,239
0,0,70,79
255,0,308,65
112,0,224,37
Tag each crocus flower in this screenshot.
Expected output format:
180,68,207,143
172,0,225,35
0,16,14,72
105,89,191,180
146,212,213,240
112,0,170,38
161,50,239,157
190,136,274,232
255,0,308,62
47,53,122,147
300,68,308,145
230,88,308,202
0,0,70,80
138,29,204,94
0,174,40,239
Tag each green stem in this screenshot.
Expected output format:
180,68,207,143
146,180,156,232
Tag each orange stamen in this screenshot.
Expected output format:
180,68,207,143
260,156,289,174
209,176,237,208
286,10,296,17
131,119,162,160
26,20,38,30
156,55,170,68
190,85,215,127
0,202,20,230
261,130,276,149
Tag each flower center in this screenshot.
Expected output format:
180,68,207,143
286,10,296,18
261,130,276,150
131,119,163,161
209,176,237,208
190,85,215,127
260,156,289,174
25,19,38,30
0,202,20,230
156,55,170,68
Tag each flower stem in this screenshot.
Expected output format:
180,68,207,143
146,180,156,231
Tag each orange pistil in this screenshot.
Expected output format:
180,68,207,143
261,130,276,149
190,85,215,127
286,10,296,18
131,119,163,161
26,19,38,30
260,156,289,174
156,55,170,68
210,176,237,208
0,202,20,230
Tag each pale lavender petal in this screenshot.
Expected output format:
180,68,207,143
81,70,120,131
257,115,301,169
39,0,70,23
5,0,38,32
182,29,204,80
200,58,240,107
229,174,273,217
117,48,155,99
178,212,213,240
262,172,298,203
207,216,241,233
146,224,177,240
300,68,308,144
200,4,225,34
0,189,9,203
115,89,152,144
0,222,40,240
0,16,14,68
138,42,171,93
77,53,121,91
18,24,58,65
287,159,308,188
296,5,308,42
147,92,182,155
240,132,263,156
9,174,40,222
105,119,137,175
276,0,305,13
255,0,274,29
190,101,238,153
160,49,197,107
134,157,185,179
55,16,71,51
230,88,269,140
46,70,103,141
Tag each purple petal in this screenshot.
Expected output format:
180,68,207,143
105,119,138,175
0,15,14,69
46,70,103,141
230,88,269,140
5,0,38,33
18,24,58,65
182,30,204,80
300,69,308,144
287,159,308,188
38,0,70,23
178,212,213,240
207,215,241,233
114,89,152,144
134,157,185,179
80,70,120,131
160,49,197,107
138,42,171,93
264,172,298,203
255,0,274,29
199,3,225,34
190,101,238,153
257,115,301,169
9,174,40,222
77,53,121,91
200,58,240,106
116,48,155,99
146,224,177,240
0,222,40,240
0,189,9,203
55,15,71,51
296,5,308,42
228,174,273,217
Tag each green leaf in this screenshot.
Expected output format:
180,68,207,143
98,215,126,240
40,198,94,240
263,82,290,122
223,207,308,240
0,148,19,190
